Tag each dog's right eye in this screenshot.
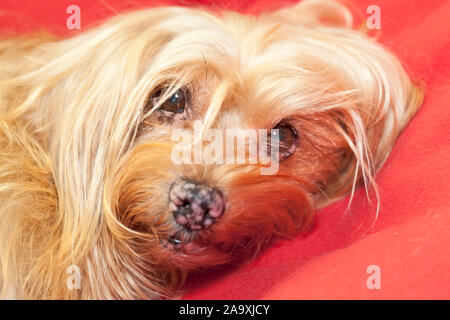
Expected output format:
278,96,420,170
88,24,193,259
146,87,187,114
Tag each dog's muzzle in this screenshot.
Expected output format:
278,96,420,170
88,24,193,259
169,178,225,231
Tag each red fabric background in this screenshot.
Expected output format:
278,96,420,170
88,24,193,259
1,0,449,299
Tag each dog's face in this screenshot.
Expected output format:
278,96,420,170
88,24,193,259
3,1,421,298
107,6,358,269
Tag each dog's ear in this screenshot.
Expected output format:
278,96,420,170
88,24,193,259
317,81,424,209
271,0,353,28
0,8,191,299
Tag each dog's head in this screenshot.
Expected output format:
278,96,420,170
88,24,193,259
3,0,422,298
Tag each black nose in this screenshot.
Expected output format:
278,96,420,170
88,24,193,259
169,178,225,231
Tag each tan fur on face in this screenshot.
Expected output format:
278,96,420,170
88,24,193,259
0,0,423,299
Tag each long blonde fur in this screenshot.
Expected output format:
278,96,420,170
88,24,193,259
0,0,423,299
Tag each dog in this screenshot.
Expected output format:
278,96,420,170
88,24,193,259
0,0,423,299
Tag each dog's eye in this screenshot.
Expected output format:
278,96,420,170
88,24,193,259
161,88,186,113
149,87,186,114
270,123,298,159
145,86,188,115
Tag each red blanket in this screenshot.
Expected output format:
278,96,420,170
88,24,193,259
1,0,449,299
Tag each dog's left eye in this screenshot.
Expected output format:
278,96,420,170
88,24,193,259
148,87,187,114
270,123,298,159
